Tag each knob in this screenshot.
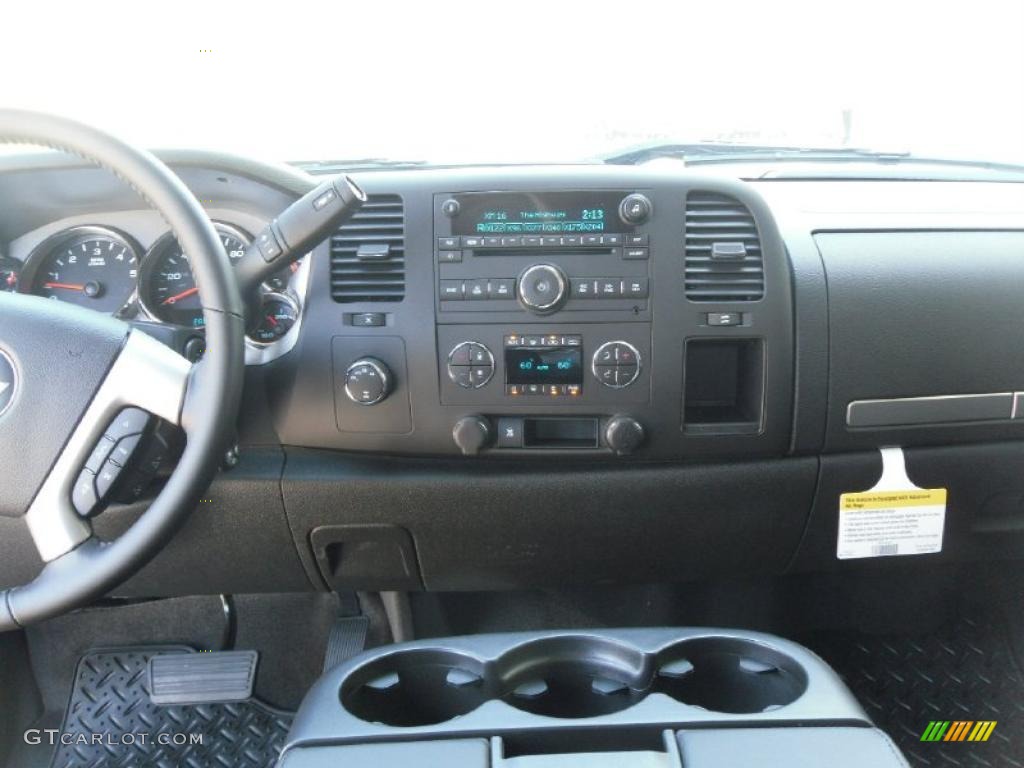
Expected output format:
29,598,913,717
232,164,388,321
344,358,392,405
619,193,652,225
453,415,491,455
518,264,567,314
605,416,645,456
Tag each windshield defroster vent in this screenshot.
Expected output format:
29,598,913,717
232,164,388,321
329,194,405,302
684,192,764,301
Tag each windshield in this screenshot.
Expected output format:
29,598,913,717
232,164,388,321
4,0,1023,168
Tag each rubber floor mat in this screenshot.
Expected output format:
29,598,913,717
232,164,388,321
50,646,292,768
806,615,1024,767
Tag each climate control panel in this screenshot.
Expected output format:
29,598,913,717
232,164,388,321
437,324,650,407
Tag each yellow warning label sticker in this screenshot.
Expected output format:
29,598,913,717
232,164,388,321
837,488,946,560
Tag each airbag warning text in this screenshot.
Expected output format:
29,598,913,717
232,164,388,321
837,489,946,560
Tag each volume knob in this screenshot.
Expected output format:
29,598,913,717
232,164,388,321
518,264,567,314
604,416,645,456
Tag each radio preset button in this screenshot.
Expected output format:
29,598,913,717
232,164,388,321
438,236,459,249
601,234,624,245
440,280,464,300
466,280,488,299
623,278,649,298
524,236,542,246
502,236,523,247
583,234,602,245
489,279,515,299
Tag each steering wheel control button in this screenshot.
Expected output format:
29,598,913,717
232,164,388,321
344,358,392,406
95,459,125,498
448,342,494,388
109,434,143,467
108,408,151,440
72,470,99,517
518,264,568,314
619,193,652,225
592,341,642,388
84,436,116,473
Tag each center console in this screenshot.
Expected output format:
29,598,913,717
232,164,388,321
283,170,795,461
277,628,909,767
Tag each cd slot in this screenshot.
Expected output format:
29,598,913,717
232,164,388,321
471,247,615,258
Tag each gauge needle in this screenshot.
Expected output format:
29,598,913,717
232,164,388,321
162,286,198,305
44,282,85,291
265,314,278,327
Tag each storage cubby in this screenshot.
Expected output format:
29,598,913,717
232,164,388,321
683,339,764,435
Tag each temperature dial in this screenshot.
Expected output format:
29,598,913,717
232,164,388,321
344,358,392,406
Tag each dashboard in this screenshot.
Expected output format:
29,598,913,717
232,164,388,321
3,152,1024,597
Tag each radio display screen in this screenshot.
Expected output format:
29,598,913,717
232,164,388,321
506,347,583,386
451,191,628,236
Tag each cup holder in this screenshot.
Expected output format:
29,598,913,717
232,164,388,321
338,634,810,727
653,637,808,714
340,649,489,727
499,636,648,719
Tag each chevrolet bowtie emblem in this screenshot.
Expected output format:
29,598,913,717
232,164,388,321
0,349,16,417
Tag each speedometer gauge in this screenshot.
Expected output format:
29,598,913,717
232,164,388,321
25,227,140,314
139,223,249,327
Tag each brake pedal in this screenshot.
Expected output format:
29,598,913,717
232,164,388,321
148,649,258,705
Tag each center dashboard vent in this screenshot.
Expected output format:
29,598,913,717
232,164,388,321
684,192,764,301
329,194,405,302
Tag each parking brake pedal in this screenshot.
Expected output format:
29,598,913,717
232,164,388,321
148,650,258,705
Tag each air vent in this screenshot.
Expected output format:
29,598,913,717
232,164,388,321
329,194,405,302
684,192,764,301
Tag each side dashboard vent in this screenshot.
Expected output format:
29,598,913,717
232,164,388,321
684,192,764,301
329,194,405,302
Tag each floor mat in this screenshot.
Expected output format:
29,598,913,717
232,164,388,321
50,646,292,768
807,615,1024,767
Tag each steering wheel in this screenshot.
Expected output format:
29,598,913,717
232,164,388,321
0,110,245,630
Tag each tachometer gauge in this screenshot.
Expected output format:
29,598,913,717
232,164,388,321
249,294,298,344
0,256,19,292
25,227,141,314
139,223,249,327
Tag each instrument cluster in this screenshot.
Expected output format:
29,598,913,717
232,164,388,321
4,222,303,349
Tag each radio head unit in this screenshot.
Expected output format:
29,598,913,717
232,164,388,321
449,191,636,236
435,190,653,317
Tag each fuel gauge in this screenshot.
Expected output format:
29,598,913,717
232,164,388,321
249,293,298,344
